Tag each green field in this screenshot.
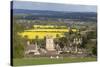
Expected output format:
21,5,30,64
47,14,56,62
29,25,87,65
13,57,97,66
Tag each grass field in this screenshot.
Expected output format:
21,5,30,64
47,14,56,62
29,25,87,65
13,57,97,66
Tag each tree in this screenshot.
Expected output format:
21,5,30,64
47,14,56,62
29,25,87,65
35,35,39,44
92,46,97,56
54,34,60,44
59,37,67,48
13,34,25,58
13,19,25,58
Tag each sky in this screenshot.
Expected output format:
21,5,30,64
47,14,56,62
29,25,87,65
12,1,97,12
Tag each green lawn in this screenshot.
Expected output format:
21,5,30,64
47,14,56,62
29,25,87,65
13,57,97,66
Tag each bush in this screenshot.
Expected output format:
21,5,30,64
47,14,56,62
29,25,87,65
92,47,97,56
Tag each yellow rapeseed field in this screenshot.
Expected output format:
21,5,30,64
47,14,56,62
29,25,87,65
18,25,77,39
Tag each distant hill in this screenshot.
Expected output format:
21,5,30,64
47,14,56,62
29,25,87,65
12,9,97,22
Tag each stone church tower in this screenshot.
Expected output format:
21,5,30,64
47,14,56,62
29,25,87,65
46,35,55,51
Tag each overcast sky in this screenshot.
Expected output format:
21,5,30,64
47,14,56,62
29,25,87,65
12,1,97,12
